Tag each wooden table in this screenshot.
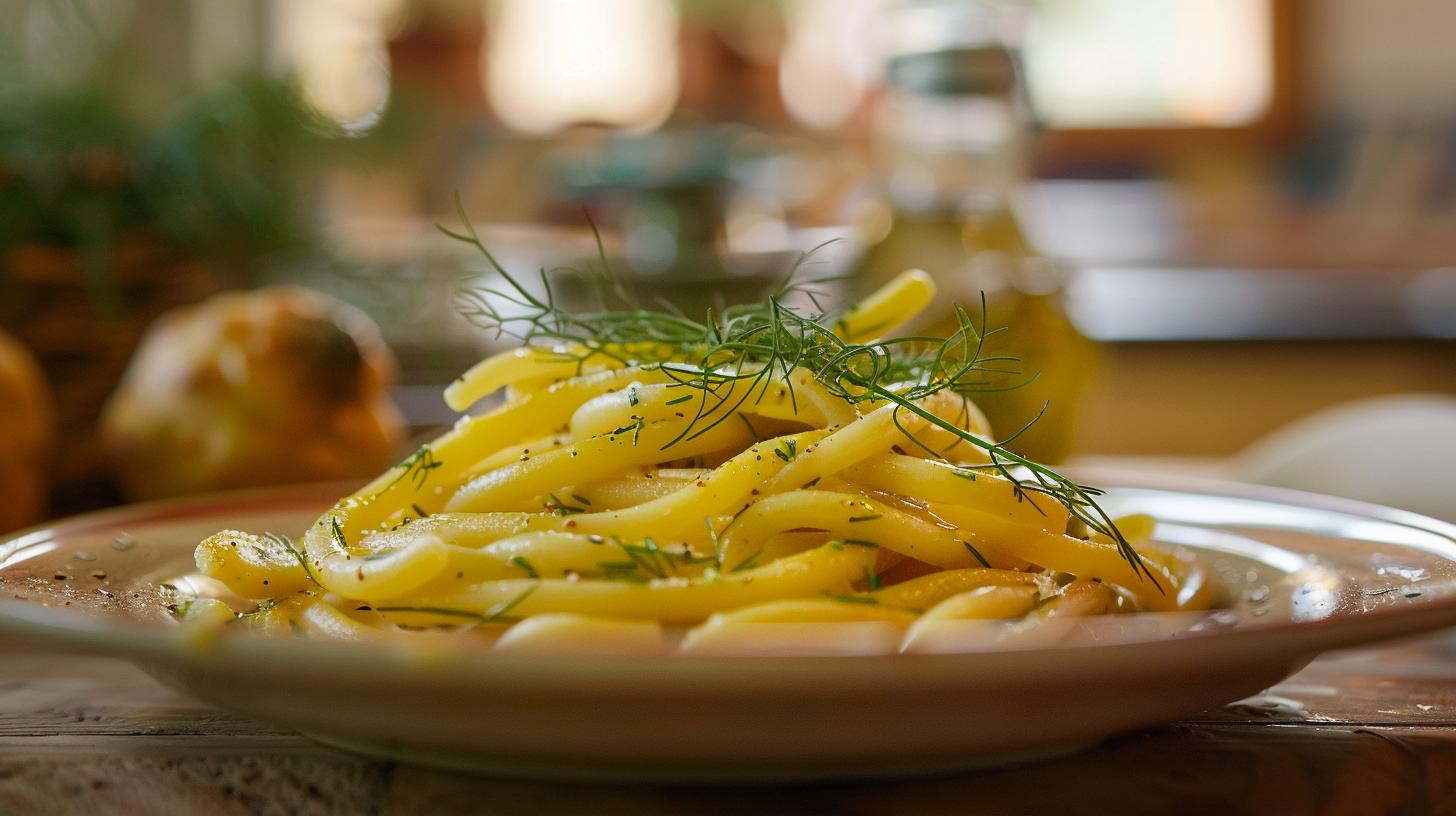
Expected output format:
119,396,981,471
3,632,1455,815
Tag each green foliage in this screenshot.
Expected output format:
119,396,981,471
0,74,367,303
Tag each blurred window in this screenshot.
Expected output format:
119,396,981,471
485,0,680,134
267,0,400,132
777,0,1291,160
779,0,885,131
1025,0,1274,127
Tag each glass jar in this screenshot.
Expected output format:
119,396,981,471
854,0,1097,463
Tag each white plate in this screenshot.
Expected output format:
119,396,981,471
2,474,1455,782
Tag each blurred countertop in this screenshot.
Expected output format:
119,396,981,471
1026,180,1456,342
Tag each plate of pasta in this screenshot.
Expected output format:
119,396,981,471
4,237,1456,781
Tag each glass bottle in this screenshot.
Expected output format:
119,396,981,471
854,0,1097,463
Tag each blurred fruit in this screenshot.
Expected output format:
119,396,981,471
0,330,53,532
101,287,405,501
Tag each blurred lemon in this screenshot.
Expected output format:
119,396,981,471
0,330,52,532
102,286,405,501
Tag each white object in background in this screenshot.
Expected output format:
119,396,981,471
1237,394,1456,522
485,0,679,134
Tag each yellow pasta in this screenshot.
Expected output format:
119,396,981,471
176,264,1218,654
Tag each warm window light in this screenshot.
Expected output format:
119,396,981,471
485,0,680,134
1024,0,1273,127
778,0,1272,131
270,0,400,133
1166,0,1273,124
778,0,888,131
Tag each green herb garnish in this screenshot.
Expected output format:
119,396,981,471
328,517,349,553
444,199,1158,591
728,549,763,573
609,417,646,446
705,517,725,569
736,413,762,440
376,585,539,626
824,592,879,605
511,556,540,579
265,531,322,587
389,445,443,491
600,536,714,581
546,492,587,516
962,541,992,568
773,438,798,463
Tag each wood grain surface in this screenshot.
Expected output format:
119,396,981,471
3,631,1456,816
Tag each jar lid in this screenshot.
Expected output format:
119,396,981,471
885,47,1019,96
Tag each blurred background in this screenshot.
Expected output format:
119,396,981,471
1,0,1453,531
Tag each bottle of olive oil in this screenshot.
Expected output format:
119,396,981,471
854,1,1096,463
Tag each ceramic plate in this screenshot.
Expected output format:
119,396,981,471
2,474,1455,782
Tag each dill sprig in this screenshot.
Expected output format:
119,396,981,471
442,200,1159,590
545,492,587,516
511,556,540,579
597,536,714,582
265,532,322,587
962,540,993,569
824,592,879,605
376,585,539,626
328,517,349,554
773,438,798,463
389,445,443,491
